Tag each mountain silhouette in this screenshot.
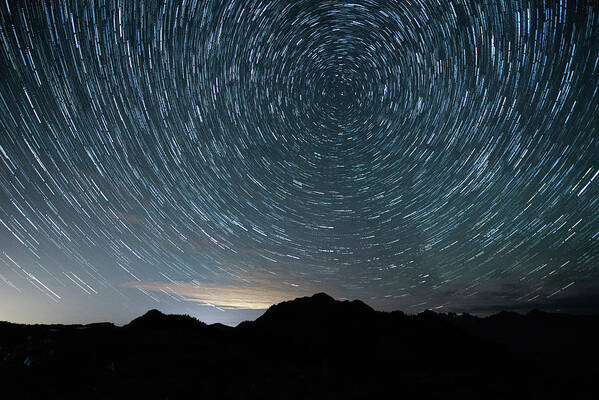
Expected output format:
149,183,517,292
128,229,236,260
125,309,206,330
1,293,597,399
252,292,375,329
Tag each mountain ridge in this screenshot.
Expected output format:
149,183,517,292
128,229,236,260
1,292,597,399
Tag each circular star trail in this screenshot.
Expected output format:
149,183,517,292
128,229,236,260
0,0,598,323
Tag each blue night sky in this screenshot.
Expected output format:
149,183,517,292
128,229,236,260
0,0,598,325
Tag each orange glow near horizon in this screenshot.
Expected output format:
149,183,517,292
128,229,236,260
124,281,326,310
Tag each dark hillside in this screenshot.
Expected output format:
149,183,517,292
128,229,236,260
1,293,597,399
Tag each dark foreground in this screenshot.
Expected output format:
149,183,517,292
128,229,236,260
1,293,597,399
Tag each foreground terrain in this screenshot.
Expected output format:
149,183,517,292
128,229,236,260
1,293,597,399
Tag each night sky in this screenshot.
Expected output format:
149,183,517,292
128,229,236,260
0,0,598,326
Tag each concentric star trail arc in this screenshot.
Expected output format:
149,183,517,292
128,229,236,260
0,0,597,324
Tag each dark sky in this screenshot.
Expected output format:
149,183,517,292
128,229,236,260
0,0,598,326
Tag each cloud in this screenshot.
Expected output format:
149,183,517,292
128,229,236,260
460,292,599,315
123,280,319,310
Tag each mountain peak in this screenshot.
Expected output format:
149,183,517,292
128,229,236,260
310,292,335,302
143,309,164,318
254,292,375,328
126,309,205,330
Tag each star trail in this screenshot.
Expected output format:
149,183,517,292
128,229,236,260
0,0,598,325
